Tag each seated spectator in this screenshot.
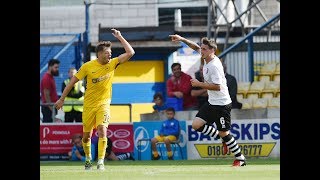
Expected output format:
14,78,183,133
68,134,96,162
69,134,134,162
151,107,180,160
152,92,168,113
191,63,208,109
92,136,134,161
222,62,242,109
166,63,197,110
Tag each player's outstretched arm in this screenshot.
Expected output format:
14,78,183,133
54,76,79,110
169,34,201,53
111,28,135,64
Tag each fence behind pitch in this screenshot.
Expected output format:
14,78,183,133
40,33,83,95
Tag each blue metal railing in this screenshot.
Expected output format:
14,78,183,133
40,33,82,74
218,13,280,82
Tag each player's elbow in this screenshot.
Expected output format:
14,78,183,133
128,50,135,57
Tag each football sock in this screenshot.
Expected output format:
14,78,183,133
197,124,220,139
98,137,108,160
97,158,104,164
167,151,173,157
222,134,244,160
152,151,159,157
82,138,92,161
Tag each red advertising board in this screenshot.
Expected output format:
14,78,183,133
40,123,133,157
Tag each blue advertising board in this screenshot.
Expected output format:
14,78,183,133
133,121,187,160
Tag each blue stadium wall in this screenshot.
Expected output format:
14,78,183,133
40,46,178,104
40,44,80,95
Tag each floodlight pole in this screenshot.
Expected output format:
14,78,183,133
84,0,91,45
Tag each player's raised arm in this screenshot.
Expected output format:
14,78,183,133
169,34,201,54
54,76,79,110
111,28,135,64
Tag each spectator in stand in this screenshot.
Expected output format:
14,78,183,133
68,134,96,162
222,62,242,109
152,92,168,113
40,59,60,123
191,62,208,109
151,107,180,160
91,136,135,161
62,67,85,123
166,63,197,110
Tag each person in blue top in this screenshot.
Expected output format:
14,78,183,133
151,107,180,160
68,134,96,162
152,92,168,113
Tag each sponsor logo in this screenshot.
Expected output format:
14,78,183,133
188,122,280,141
107,129,113,138
134,127,150,152
113,139,130,149
194,142,276,158
43,127,50,138
114,129,130,138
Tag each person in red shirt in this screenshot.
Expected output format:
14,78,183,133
166,63,197,110
40,59,60,123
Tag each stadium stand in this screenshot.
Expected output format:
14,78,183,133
237,82,251,99
238,98,253,109
257,62,277,82
268,97,280,108
252,98,268,109
246,81,265,100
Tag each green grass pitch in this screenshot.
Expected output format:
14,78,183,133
40,158,280,180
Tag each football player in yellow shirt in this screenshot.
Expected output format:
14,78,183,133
54,28,135,170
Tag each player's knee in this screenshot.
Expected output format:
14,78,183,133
151,138,157,144
218,131,229,138
164,138,170,144
82,137,90,143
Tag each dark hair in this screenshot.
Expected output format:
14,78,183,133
201,37,217,51
171,62,181,70
71,133,82,143
95,41,112,58
166,107,175,114
48,59,60,68
153,92,163,100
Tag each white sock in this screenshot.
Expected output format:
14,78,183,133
85,156,92,161
97,159,104,164
236,154,245,160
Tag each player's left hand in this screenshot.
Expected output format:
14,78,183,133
54,99,64,110
111,28,122,38
190,78,200,87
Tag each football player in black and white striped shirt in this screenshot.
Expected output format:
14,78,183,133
169,34,246,166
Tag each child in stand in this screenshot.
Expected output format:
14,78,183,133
152,92,168,113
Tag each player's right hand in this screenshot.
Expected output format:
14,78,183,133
169,34,182,42
54,99,64,110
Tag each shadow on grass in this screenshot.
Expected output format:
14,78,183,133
40,157,279,166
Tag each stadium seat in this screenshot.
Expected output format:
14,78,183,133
258,63,277,82
246,81,265,99
156,129,184,160
237,82,251,98
268,97,280,108
258,75,271,83
272,63,280,81
237,94,244,101
261,92,274,101
261,81,280,98
252,98,268,109
166,98,183,111
238,98,253,109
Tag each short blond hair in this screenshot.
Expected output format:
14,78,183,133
201,37,217,51
95,41,112,57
